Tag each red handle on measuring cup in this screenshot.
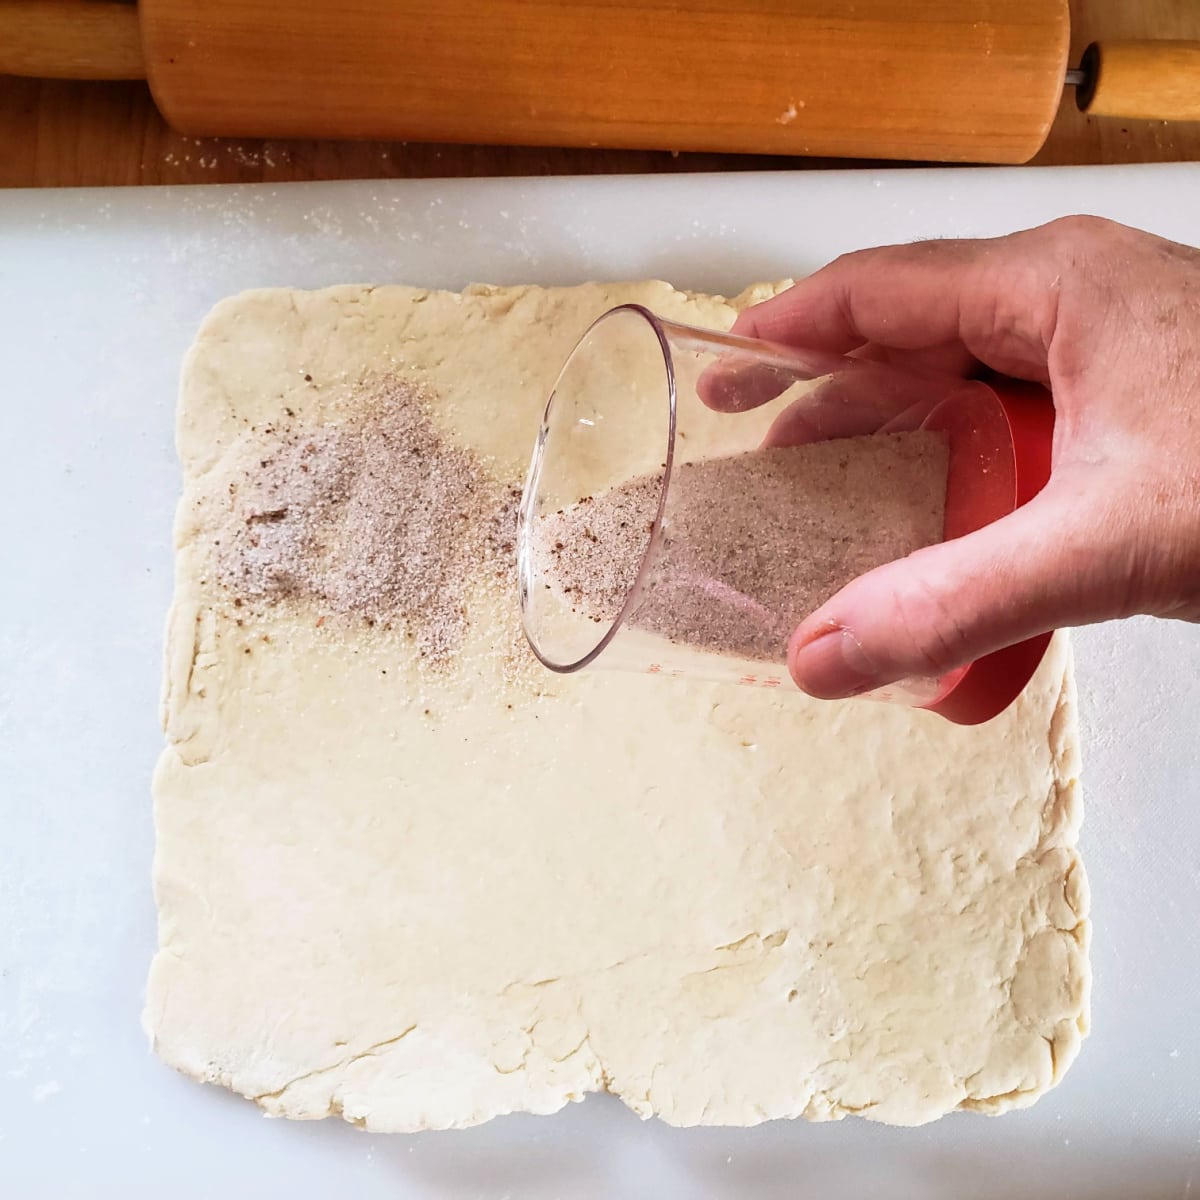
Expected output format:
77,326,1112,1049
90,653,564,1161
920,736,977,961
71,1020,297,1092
921,378,1056,726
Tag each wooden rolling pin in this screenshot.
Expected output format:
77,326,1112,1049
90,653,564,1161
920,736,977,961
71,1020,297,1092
3,0,1199,164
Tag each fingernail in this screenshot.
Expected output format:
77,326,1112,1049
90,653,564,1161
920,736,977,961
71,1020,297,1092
789,626,877,699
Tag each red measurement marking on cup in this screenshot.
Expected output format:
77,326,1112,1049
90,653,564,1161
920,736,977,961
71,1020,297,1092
739,674,783,688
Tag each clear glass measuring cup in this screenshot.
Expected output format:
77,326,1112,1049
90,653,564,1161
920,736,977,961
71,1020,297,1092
516,304,1054,725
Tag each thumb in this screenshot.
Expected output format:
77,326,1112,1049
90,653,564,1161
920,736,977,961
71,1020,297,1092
788,491,1116,699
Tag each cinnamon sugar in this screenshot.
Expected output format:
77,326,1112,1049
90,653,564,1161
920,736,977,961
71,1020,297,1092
534,431,949,663
217,379,514,666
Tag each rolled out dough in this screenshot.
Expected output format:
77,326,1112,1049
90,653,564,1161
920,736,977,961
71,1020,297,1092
146,280,1089,1131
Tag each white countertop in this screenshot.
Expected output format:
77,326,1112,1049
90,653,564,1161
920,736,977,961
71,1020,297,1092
2,165,1199,1198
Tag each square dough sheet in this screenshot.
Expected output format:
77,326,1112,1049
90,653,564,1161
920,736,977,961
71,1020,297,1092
146,280,1089,1131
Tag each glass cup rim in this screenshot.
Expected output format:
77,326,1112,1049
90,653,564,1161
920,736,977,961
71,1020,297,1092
517,303,677,673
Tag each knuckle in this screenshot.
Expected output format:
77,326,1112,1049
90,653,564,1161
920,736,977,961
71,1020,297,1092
1044,213,1118,245
884,569,976,676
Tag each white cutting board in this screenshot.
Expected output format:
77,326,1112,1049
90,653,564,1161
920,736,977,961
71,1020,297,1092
1,166,1199,1200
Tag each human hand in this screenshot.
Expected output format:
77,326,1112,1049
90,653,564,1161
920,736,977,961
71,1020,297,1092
731,216,1200,700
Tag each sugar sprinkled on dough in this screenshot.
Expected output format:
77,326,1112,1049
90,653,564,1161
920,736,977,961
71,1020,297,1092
216,379,517,666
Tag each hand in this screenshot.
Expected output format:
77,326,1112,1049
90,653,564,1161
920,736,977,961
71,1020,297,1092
731,216,1200,700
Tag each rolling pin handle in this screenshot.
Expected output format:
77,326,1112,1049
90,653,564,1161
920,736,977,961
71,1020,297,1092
1072,39,1200,122
0,0,146,81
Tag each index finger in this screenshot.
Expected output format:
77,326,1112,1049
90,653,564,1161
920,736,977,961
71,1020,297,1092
732,232,1059,383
